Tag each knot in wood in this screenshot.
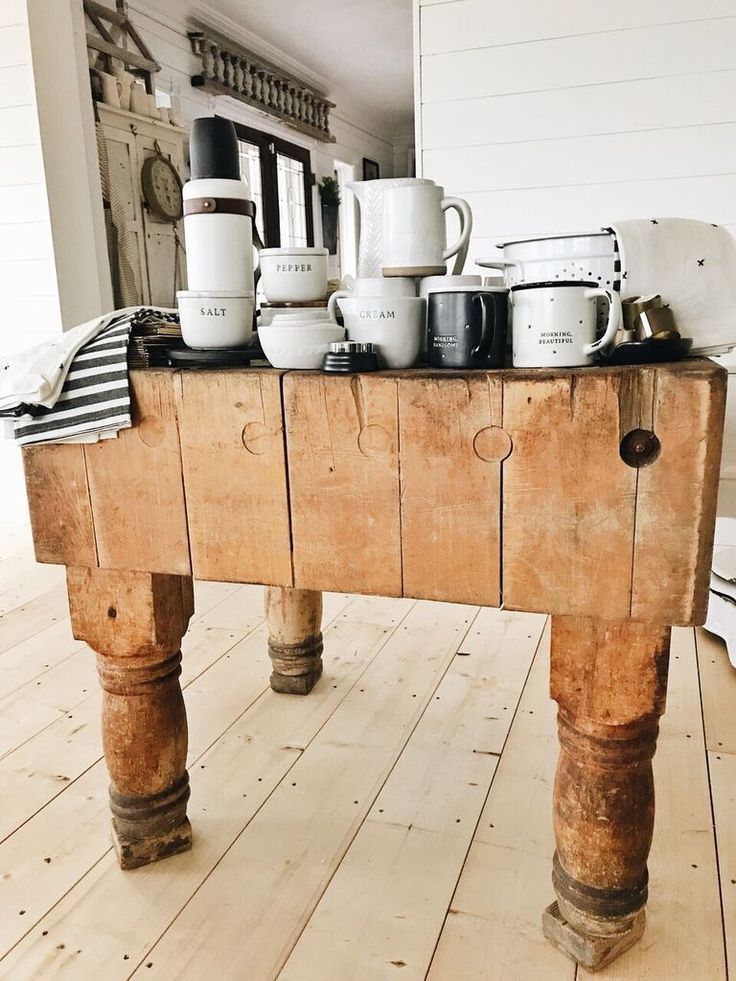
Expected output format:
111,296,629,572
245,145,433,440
473,426,512,463
137,415,166,448
241,421,275,455
358,424,393,459
619,429,661,468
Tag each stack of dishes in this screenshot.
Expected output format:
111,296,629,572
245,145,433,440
258,310,343,369
705,528,736,669
257,246,341,368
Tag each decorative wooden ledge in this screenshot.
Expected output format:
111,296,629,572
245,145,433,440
22,360,726,970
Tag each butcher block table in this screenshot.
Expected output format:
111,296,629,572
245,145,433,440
22,360,725,972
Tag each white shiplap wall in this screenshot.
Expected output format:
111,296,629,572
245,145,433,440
415,0,736,470
0,0,57,522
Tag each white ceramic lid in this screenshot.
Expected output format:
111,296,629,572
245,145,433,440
259,247,329,257
177,289,254,298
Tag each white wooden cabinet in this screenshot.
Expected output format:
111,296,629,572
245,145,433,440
97,103,187,308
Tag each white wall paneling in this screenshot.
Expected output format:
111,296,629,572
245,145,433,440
420,0,735,53
422,72,736,150
415,0,736,472
421,19,736,103
424,124,736,195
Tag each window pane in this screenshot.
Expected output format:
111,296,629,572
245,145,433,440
238,140,265,243
276,152,308,247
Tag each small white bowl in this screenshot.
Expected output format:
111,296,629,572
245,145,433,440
260,306,330,326
270,310,332,326
260,247,329,304
258,323,344,369
177,290,254,349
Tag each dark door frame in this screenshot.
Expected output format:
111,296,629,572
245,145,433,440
229,120,315,248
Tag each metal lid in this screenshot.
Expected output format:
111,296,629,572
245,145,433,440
510,280,598,291
330,341,375,353
495,231,613,248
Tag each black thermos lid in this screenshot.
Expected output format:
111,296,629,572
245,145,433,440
189,117,240,180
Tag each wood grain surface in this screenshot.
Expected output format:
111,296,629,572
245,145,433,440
176,369,292,586
21,362,725,623
283,372,402,595
398,374,505,605
84,370,190,575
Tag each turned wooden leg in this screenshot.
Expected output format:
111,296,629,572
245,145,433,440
542,616,671,972
66,567,194,870
265,586,323,695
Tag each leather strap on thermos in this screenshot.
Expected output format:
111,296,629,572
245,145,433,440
184,196,256,217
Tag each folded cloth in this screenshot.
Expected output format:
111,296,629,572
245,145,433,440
12,307,178,447
0,305,143,414
607,218,736,356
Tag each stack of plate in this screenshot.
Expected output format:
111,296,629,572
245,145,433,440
704,518,736,668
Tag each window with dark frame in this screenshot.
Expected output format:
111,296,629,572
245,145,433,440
229,120,315,249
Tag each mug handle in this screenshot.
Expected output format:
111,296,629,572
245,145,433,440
327,290,349,324
471,292,495,358
441,197,473,274
583,288,622,356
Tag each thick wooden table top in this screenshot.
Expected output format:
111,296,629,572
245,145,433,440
23,360,726,625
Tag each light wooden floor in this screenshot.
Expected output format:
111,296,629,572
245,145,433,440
0,520,734,981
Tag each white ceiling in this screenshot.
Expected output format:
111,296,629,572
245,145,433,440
198,0,415,140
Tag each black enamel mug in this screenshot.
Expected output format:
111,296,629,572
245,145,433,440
427,288,509,368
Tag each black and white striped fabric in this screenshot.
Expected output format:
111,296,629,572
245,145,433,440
14,308,177,446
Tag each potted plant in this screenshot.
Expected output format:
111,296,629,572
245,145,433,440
319,175,341,255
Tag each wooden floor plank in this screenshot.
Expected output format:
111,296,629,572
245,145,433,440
708,750,736,978
0,586,71,653
427,621,574,981
279,609,546,981
0,562,65,617
0,608,407,976
696,626,736,753
0,620,84,701
0,647,96,760
124,601,478,980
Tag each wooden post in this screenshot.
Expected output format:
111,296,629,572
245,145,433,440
66,566,194,870
265,586,323,695
543,616,671,971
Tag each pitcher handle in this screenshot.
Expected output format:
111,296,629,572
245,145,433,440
327,290,349,325
441,197,473,274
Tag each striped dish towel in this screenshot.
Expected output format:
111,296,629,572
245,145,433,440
13,308,177,446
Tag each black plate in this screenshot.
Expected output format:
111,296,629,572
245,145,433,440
166,345,262,367
601,336,693,366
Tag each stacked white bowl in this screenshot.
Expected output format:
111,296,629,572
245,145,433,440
257,246,344,368
327,276,425,369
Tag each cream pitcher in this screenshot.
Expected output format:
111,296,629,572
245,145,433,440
346,177,435,277
382,183,472,278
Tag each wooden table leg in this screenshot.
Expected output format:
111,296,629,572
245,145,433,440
542,615,671,972
66,567,194,870
265,586,323,695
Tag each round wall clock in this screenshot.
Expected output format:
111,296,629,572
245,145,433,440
141,152,183,222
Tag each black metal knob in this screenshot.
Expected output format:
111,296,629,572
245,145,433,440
620,429,661,468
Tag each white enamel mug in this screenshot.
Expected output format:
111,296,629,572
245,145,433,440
382,184,472,278
511,280,621,368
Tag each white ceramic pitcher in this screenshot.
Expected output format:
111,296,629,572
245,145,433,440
382,184,472,278
346,178,435,277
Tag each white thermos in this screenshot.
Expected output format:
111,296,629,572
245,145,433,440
178,117,257,348
183,117,255,291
